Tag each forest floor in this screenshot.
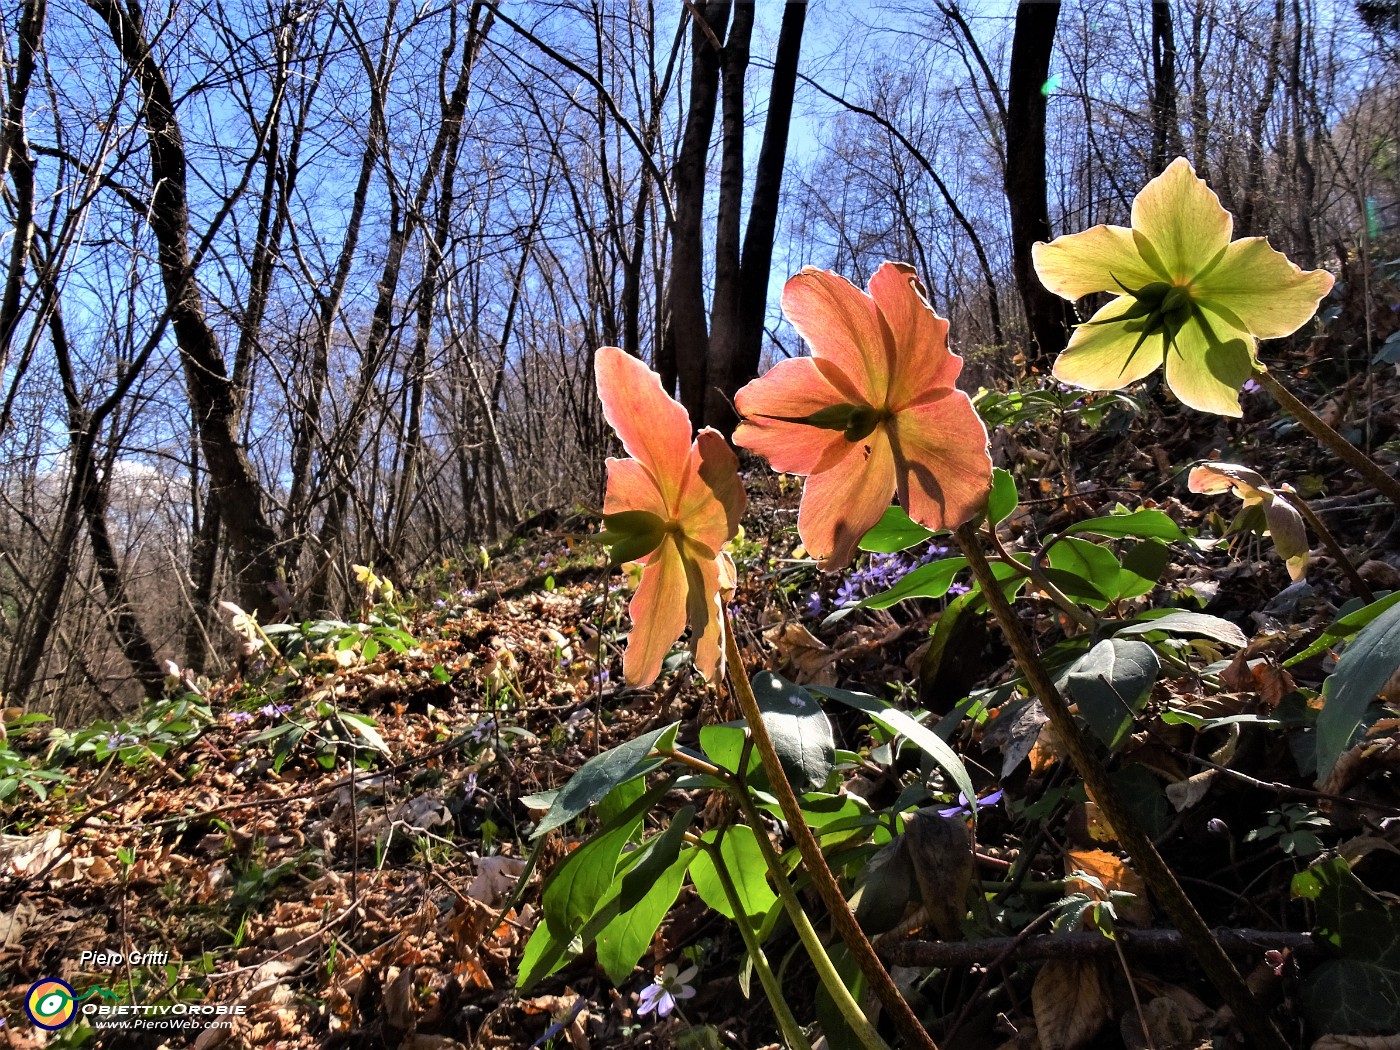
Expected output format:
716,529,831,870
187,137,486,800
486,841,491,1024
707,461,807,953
2,346,1400,1050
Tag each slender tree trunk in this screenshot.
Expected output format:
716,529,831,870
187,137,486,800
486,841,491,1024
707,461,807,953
87,0,281,618
1004,0,1073,374
1239,0,1284,234
0,0,46,370
387,4,490,565
1149,1,1181,174
705,0,805,433
667,0,728,416
703,2,753,430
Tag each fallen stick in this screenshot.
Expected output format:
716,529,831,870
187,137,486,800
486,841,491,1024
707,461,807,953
883,928,1317,968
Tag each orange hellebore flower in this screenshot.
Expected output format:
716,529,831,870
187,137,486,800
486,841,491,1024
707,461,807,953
733,262,993,569
595,346,747,687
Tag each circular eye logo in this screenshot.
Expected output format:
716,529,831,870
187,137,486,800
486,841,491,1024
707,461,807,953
25,978,77,1030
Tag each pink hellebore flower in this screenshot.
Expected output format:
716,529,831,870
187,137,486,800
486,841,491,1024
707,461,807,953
733,262,993,569
595,346,747,687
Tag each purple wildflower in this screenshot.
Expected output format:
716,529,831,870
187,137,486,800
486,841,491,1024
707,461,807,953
229,711,254,725
260,702,292,719
938,789,1003,819
637,963,696,1019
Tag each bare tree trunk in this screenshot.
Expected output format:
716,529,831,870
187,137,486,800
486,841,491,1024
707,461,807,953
1150,1,1181,174
1004,0,1073,374
666,0,728,416
386,4,490,565
87,0,281,618
1288,0,1318,265
703,2,753,431
0,0,46,370
1239,0,1284,233
704,0,805,433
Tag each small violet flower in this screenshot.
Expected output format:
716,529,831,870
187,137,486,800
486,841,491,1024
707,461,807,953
938,789,1003,819
637,963,697,1019
104,731,139,751
229,710,254,725
260,702,292,719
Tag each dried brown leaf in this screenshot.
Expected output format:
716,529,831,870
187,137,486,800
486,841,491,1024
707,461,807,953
1032,959,1113,1050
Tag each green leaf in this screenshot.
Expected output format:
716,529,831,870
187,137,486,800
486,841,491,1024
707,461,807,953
859,558,968,609
1114,539,1170,600
1065,509,1185,542
810,685,976,816
689,825,778,920
1066,639,1160,750
1285,591,1400,667
541,786,664,935
858,505,935,553
1292,856,1400,1033
750,672,835,792
532,723,677,838
361,637,380,663
517,915,574,989
1115,611,1247,648
698,723,758,778
1047,536,1122,608
987,468,1017,527
339,711,390,754
1317,599,1400,781
595,811,696,983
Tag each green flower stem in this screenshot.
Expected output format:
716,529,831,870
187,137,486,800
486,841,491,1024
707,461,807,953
724,790,894,1050
1276,489,1374,603
1254,367,1400,508
952,524,1291,1050
700,835,815,1050
984,525,1098,633
723,610,934,1050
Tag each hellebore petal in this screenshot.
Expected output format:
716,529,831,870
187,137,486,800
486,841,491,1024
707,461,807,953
1032,225,1161,301
595,346,693,506
796,429,898,571
1193,237,1336,340
1130,157,1232,278
679,429,747,553
867,262,962,404
1188,463,1309,581
736,262,993,569
1052,297,1169,392
595,346,746,687
624,534,690,688
1034,158,1334,417
1163,311,1258,417
733,358,865,476
781,267,893,405
889,395,1001,531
